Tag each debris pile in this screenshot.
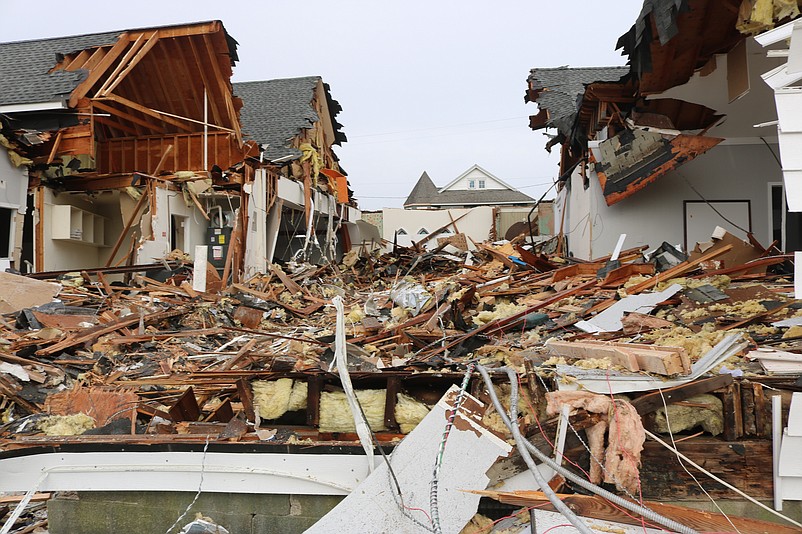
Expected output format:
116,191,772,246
1,229,801,532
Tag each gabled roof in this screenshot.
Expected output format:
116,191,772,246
0,31,121,107
404,170,534,208
404,171,439,207
234,77,346,162
527,66,629,136
438,164,517,192
0,21,239,110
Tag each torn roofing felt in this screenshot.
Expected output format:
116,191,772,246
234,77,346,163
526,66,629,138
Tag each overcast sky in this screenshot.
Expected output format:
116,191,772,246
4,0,643,211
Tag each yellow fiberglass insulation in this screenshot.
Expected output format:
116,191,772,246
319,389,387,432
394,393,431,434
38,413,95,436
252,379,308,420
653,393,723,436
472,301,527,326
642,323,730,359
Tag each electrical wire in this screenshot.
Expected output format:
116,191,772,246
430,363,475,533
476,365,595,534
476,365,699,534
164,434,211,534
656,387,740,533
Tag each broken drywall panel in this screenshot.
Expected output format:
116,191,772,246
306,385,512,534
0,271,60,314
243,172,267,277
575,284,682,333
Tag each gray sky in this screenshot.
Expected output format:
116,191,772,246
4,0,643,210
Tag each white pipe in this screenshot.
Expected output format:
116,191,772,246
773,395,784,511
203,87,208,172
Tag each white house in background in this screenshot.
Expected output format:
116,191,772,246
403,165,535,210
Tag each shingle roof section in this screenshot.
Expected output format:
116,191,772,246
234,77,322,161
527,66,629,136
404,172,439,207
0,31,122,107
405,171,534,208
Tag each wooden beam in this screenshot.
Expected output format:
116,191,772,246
128,22,220,40
95,33,146,97
34,187,44,271
151,41,192,120
64,49,91,72
94,115,140,137
100,32,160,97
69,34,130,108
187,35,224,127
201,33,242,146
46,131,63,164
101,94,193,131
474,490,801,534
92,99,167,134
104,187,148,267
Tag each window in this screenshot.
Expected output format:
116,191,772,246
478,180,486,189
417,228,429,235
396,228,408,236
468,180,475,189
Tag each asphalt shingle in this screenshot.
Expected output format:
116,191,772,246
234,77,323,162
0,31,122,107
527,66,629,136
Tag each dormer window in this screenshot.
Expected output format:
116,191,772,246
417,228,429,235
397,228,408,236
468,180,475,189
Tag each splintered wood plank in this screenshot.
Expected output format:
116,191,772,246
45,386,138,427
236,378,256,422
169,387,201,422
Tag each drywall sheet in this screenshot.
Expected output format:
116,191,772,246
306,385,512,533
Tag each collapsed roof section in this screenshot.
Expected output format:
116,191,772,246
525,0,769,204
526,66,629,149
0,20,252,181
234,77,347,163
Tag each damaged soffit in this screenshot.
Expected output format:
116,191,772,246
234,77,346,163
594,127,722,206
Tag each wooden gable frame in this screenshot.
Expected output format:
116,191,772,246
46,21,250,176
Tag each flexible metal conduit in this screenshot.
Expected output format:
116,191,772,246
475,365,699,534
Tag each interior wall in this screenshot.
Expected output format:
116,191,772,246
136,186,207,264
566,142,782,259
